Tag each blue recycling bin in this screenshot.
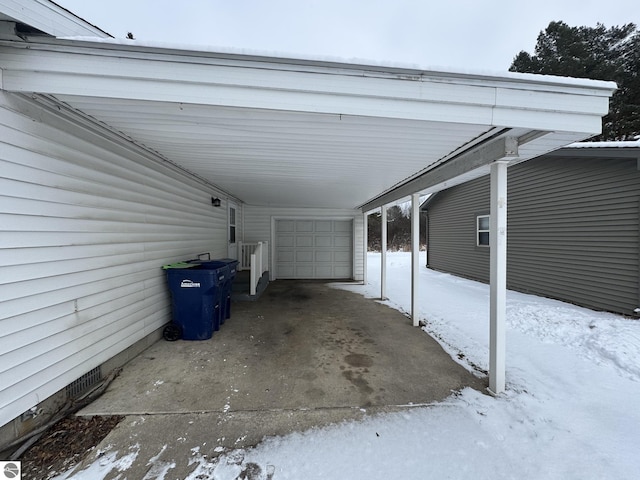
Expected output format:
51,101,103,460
216,258,239,321
189,258,238,323
165,264,226,340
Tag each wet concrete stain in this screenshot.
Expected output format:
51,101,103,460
267,284,312,302
342,370,374,396
344,353,373,368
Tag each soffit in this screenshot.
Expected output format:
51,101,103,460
52,95,493,208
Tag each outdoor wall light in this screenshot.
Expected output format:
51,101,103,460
211,197,221,207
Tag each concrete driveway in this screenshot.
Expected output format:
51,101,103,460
75,281,487,478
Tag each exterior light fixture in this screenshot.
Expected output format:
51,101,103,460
211,197,221,207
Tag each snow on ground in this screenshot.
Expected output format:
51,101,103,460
208,252,640,479
59,252,640,479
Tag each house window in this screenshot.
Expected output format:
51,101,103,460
477,215,489,247
229,206,236,244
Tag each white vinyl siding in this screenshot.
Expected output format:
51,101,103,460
243,206,364,281
0,92,233,427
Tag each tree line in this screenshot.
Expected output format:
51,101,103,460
367,205,426,251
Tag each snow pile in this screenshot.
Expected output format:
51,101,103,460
507,299,640,381
54,444,140,480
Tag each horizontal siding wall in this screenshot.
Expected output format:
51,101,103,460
243,206,364,281
426,176,490,282
0,92,233,427
427,155,640,316
507,156,639,315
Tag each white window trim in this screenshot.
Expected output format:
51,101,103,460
477,214,490,247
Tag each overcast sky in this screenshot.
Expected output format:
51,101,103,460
55,0,638,71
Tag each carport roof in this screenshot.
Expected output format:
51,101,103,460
0,29,616,210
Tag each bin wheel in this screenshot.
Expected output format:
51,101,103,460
163,323,182,341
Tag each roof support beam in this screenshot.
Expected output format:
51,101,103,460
361,135,519,211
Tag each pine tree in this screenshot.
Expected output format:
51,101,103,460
510,21,640,141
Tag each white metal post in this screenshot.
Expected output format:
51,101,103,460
363,211,368,285
411,193,420,327
489,161,508,394
381,205,387,300
250,253,257,296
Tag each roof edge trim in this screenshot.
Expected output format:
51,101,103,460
22,35,617,93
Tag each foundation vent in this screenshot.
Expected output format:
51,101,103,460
66,366,102,399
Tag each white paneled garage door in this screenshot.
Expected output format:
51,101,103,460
275,219,353,279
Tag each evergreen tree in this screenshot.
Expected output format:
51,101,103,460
510,21,640,141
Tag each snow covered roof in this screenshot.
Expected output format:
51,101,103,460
567,140,640,148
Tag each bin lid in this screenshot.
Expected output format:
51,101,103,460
214,258,240,265
162,262,198,270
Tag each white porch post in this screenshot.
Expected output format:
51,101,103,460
363,211,368,285
381,205,387,300
411,193,420,327
489,161,508,394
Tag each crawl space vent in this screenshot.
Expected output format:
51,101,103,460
66,366,102,399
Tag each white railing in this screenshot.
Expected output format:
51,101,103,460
239,241,269,295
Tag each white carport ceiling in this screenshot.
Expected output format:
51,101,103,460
50,96,491,208
0,38,616,210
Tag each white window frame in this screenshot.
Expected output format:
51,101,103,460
477,214,490,247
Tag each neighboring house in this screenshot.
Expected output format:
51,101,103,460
0,0,614,445
422,142,640,317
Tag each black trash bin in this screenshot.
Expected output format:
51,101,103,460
164,264,225,340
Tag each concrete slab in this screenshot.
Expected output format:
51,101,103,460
72,281,487,478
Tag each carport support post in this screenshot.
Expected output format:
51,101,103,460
411,193,420,327
363,211,368,284
381,205,387,300
489,161,508,394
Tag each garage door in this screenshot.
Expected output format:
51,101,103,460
275,219,353,279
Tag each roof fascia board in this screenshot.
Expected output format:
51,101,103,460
360,136,519,212
0,40,615,131
546,146,640,159
419,192,439,211
0,1,110,38
17,37,618,94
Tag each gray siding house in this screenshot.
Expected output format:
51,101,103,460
422,142,640,317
